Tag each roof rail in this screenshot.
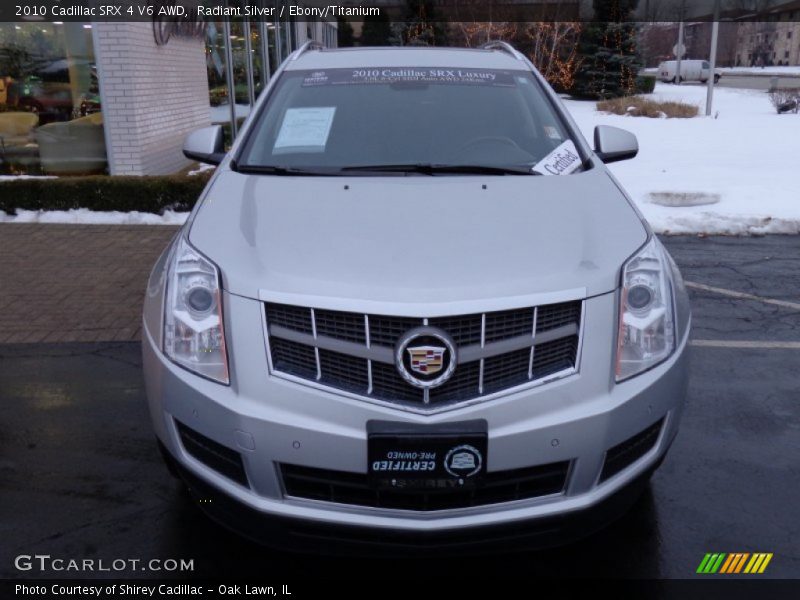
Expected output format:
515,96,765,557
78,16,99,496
290,40,324,61
479,40,525,61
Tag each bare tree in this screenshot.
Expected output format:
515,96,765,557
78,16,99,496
450,21,518,48
522,22,583,91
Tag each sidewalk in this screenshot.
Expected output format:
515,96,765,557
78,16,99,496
0,224,178,343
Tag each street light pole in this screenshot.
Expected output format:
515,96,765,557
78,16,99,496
676,20,685,84
706,0,721,116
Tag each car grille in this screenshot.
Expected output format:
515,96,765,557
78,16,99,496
599,418,664,482
266,301,582,409
280,461,570,511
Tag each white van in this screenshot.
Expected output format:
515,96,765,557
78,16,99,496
658,60,721,84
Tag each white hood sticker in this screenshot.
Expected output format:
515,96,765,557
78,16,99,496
532,140,582,176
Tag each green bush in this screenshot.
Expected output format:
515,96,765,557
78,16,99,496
635,74,657,94
0,173,212,215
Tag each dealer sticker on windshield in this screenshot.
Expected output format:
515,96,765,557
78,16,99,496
274,106,336,153
532,140,582,176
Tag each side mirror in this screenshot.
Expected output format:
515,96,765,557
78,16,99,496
594,125,638,164
183,125,225,165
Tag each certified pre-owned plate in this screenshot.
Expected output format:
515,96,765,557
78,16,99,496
367,420,488,491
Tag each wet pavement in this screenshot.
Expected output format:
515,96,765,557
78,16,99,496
1,236,798,579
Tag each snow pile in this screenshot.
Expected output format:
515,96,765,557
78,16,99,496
188,163,216,176
564,83,800,235
718,66,800,76
0,175,56,181
0,208,189,225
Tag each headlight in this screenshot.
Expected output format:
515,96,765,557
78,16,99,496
164,235,229,384
615,237,675,382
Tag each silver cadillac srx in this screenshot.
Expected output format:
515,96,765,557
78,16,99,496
142,41,690,552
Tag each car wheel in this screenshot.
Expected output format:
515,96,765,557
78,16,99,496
714,74,720,84
700,79,708,84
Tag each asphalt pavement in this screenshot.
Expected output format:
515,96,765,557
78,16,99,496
1,235,798,579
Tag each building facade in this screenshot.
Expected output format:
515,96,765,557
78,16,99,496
735,7,800,67
0,10,336,177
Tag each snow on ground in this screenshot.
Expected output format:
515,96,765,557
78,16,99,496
564,82,800,235
0,208,188,225
187,163,216,176
718,66,800,76
644,66,800,77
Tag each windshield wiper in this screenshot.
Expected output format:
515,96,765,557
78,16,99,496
233,164,338,176
339,164,540,176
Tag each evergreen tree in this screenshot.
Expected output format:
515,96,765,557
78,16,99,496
571,0,640,99
395,0,449,46
336,17,355,47
360,13,392,46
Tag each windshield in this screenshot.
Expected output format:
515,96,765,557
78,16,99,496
237,67,581,175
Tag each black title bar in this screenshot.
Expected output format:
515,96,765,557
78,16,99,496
2,1,800,23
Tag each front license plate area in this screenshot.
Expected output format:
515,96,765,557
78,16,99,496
367,420,487,491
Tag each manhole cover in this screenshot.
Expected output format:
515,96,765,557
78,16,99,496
648,192,721,207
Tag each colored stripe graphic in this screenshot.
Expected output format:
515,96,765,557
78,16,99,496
699,553,773,574
696,554,713,573
719,554,736,574
697,553,727,573
744,553,774,574
720,553,749,573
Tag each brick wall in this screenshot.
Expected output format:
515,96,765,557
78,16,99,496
93,22,210,176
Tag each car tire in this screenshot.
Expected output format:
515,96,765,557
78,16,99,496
714,74,720,84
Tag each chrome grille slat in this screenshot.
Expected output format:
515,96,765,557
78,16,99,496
528,307,538,379
364,314,373,395
478,313,486,395
265,300,582,409
310,308,321,381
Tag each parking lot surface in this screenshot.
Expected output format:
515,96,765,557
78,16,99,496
1,235,798,579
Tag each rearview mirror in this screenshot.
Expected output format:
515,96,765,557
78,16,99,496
183,125,225,165
594,125,638,164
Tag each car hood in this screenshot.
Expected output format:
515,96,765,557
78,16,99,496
189,168,646,311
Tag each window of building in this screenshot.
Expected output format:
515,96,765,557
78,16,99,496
0,23,106,176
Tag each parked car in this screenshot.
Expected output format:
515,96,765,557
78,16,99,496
143,42,691,552
658,59,721,84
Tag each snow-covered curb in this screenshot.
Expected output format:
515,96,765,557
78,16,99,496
0,208,189,225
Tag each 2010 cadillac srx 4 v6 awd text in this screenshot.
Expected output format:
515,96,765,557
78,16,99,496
143,42,690,551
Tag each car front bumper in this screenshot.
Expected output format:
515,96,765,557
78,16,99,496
143,290,689,541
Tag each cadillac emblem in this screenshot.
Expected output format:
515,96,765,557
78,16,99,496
408,346,445,375
395,327,457,389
